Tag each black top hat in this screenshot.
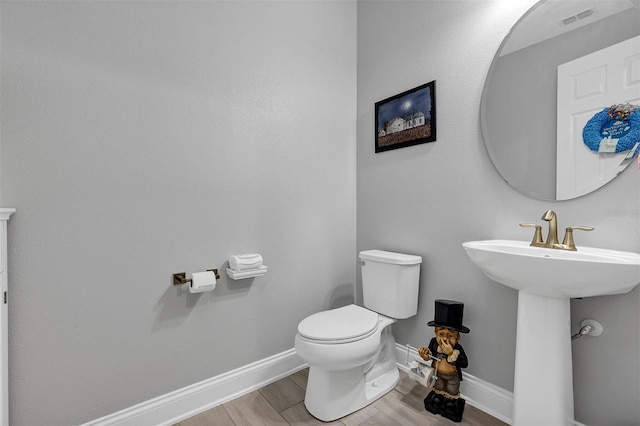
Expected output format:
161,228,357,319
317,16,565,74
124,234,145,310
427,299,470,333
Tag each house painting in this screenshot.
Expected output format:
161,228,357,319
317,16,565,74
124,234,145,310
404,112,425,130
382,112,426,136
374,81,436,153
386,117,405,134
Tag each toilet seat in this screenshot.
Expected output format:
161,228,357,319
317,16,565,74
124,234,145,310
298,304,379,344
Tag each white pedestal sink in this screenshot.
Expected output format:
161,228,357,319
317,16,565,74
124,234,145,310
463,240,640,425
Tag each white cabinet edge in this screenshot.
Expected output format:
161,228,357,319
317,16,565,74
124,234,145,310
0,209,15,221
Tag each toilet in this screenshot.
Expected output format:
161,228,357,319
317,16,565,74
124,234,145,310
295,249,422,421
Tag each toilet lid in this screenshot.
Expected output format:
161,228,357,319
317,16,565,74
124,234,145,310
298,304,379,342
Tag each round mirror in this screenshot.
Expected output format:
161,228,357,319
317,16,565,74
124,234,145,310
481,0,640,200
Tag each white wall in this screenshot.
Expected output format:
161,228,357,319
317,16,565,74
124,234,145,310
0,1,356,424
357,1,639,425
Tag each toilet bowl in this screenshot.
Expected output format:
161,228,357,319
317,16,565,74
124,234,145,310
294,304,398,422
295,250,422,421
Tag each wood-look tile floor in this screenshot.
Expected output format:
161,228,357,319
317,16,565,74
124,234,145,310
175,369,508,426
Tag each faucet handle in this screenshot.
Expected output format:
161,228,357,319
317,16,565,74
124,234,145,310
561,226,594,251
519,223,544,247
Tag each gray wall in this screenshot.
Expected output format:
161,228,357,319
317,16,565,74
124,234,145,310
2,1,639,425
0,1,356,424
357,1,639,425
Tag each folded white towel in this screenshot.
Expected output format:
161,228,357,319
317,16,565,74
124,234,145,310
229,254,263,271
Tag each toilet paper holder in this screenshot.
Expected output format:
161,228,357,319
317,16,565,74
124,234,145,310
173,269,220,286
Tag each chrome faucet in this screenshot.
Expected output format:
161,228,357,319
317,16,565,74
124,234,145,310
520,210,594,251
541,210,559,247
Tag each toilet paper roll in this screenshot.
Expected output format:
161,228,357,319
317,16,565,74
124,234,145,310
189,271,217,293
408,361,436,390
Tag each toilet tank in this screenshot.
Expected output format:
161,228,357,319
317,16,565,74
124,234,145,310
359,250,422,319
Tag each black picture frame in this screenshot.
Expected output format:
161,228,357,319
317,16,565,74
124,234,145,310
374,81,436,153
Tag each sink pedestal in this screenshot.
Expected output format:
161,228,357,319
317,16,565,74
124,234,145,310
513,292,574,425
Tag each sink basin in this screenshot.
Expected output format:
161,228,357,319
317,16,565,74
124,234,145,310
462,239,640,298
463,239,640,425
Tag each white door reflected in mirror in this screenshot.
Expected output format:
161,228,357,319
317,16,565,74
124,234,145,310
556,35,640,200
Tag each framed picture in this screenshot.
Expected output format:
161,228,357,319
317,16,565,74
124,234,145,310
375,81,436,153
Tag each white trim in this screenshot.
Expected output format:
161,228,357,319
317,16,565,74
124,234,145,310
0,209,15,222
395,343,514,425
84,344,521,426
0,209,14,426
82,348,306,426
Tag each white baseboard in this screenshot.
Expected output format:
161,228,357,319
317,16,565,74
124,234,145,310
396,343,514,425
84,344,514,426
82,348,307,426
